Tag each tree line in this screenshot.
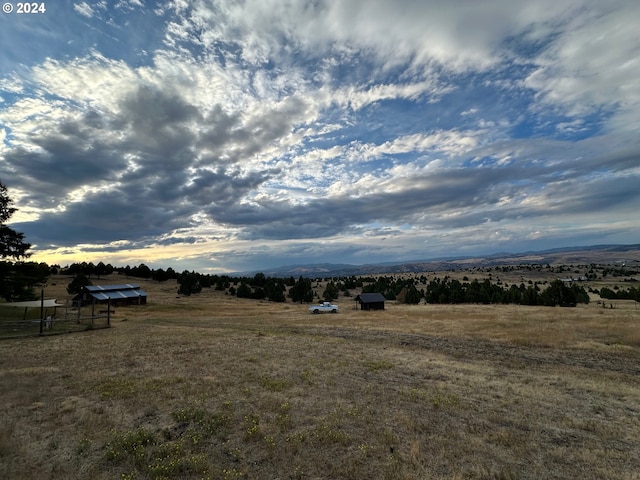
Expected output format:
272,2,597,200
137,268,591,308
596,285,640,302
358,275,590,307
61,263,308,302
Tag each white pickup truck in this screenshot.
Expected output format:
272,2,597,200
309,302,339,314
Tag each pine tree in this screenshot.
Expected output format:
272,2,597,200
289,276,314,303
322,281,339,301
1,181,31,260
0,181,37,301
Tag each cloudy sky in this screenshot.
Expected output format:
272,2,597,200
1,1,638,273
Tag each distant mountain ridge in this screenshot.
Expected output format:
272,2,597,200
234,244,640,278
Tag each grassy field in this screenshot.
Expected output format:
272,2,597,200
1,275,639,479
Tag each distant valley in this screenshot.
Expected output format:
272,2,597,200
239,244,640,277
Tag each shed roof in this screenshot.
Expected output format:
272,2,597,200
84,284,147,301
85,284,142,292
355,293,386,303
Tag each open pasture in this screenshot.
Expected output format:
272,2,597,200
1,277,639,479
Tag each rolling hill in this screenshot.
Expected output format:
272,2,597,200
238,244,640,277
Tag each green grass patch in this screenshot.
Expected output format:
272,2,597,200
430,390,461,409
172,403,232,436
260,375,293,392
363,359,395,372
95,377,138,399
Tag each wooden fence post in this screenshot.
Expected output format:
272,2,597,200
39,288,44,335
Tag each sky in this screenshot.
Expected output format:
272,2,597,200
0,0,638,273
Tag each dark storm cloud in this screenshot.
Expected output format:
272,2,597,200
199,105,242,154
210,167,508,239
197,95,312,164
14,187,191,246
2,112,129,206
541,175,640,215
14,163,280,247
182,167,277,207
211,143,640,241
1,83,205,203
118,85,202,154
2,79,290,246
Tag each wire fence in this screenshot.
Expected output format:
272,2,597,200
0,302,111,339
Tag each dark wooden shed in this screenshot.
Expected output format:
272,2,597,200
355,292,386,311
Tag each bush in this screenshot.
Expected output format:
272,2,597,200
539,280,589,307
177,272,202,296
67,273,91,295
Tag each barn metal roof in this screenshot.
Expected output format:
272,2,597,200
355,293,386,303
84,284,147,301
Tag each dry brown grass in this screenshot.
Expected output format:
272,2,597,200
1,275,639,479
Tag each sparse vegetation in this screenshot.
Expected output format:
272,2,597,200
1,266,640,479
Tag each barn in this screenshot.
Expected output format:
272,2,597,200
73,284,148,307
355,292,386,311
